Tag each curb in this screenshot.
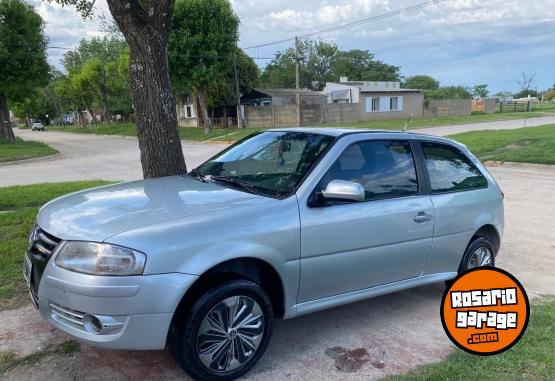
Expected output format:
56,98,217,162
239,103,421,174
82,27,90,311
484,161,555,171
0,152,63,167
197,139,236,144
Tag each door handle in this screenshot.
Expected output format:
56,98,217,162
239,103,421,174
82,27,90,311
414,212,432,223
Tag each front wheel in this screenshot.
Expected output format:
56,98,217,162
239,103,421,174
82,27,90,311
169,280,274,381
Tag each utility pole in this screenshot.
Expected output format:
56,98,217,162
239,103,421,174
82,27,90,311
234,50,242,128
295,36,301,127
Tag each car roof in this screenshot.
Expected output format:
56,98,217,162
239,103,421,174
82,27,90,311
267,127,397,137
266,127,462,147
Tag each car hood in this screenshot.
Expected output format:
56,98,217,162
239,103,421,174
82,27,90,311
37,176,270,242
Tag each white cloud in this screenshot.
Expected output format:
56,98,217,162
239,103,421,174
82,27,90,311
31,0,555,91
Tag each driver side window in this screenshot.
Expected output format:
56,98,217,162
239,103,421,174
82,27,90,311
320,140,419,201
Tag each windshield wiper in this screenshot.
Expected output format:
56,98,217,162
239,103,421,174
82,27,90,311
209,175,263,196
188,168,208,183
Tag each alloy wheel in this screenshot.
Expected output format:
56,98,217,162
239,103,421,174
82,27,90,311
468,246,493,268
197,295,264,373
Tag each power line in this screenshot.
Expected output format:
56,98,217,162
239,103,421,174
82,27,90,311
48,46,75,50
44,0,446,61
242,0,446,50
44,44,275,60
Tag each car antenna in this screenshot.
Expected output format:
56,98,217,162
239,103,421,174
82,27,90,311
403,113,413,132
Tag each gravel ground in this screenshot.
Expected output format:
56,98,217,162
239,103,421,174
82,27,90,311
2,163,554,381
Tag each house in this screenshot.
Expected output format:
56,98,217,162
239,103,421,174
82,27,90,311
323,78,424,120
175,93,239,128
176,94,199,128
240,88,327,107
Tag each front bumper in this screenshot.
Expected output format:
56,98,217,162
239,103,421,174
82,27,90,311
36,260,198,350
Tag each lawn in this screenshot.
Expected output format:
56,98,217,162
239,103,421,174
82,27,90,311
0,181,112,311
383,298,555,381
49,122,264,142
449,124,555,165
532,102,555,112
49,111,547,142
331,111,546,130
0,137,58,163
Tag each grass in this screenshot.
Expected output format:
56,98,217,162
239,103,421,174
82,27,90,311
331,111,546,130
0,181,112,311
383,298,555,381
0,340,80,374
49,122,263,142
0,137,58,163
532,102,555,112
48,111,548,143
449,124,555,165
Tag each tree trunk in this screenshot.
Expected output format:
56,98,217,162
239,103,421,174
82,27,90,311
83,98,97,126
107,0,187,178
197,87,212,134
0,93,15,143
102,94,111,126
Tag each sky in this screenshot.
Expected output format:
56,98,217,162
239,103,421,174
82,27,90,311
29,0,555,94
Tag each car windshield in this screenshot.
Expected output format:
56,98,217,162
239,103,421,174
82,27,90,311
193,131,335,197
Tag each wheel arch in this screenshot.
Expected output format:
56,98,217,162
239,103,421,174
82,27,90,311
471,224,501,255
170,257,286,328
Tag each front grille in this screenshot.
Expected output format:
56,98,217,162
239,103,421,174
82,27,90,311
50,303,86,331
29,226,61,258
27,225,62,303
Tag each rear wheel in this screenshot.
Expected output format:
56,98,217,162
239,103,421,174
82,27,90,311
169,280,274,381
459,237,495,273
446,237,495,287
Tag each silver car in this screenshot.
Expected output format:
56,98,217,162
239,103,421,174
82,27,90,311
25,129,503,380
32,120,45,131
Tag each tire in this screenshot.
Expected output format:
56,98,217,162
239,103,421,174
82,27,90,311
445,237,495,287
458,237,495,273
169,280,274,381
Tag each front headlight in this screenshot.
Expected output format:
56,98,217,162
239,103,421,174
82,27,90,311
55,241,146,276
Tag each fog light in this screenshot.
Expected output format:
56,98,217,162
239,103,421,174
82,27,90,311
83,314,103,334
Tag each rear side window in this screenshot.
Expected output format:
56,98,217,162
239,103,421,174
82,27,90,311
421,142,487,193
321,140,419,201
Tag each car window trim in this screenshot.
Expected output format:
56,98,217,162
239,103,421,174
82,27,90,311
309,138,425,207
416,140,489,195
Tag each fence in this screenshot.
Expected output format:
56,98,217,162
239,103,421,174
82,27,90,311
244,103,359,128
424,100,472,117
179,117,239,128
498,101,532,113
471,98,496,114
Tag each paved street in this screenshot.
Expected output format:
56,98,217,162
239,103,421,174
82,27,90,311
1,118,554,380
1,114,555,187
1,129,228,186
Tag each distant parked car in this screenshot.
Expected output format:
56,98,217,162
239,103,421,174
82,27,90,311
26,129,504,380
32,120,45,131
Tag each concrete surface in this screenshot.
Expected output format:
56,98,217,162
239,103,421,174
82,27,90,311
1,114,555,187
413,114,555,136
2,163,554,380
0,129,227,186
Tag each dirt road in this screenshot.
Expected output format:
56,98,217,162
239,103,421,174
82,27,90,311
2,163,553,380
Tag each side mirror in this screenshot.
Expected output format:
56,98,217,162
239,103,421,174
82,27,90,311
321,180,365,202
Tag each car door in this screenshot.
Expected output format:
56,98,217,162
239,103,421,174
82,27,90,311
297,138,435,303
